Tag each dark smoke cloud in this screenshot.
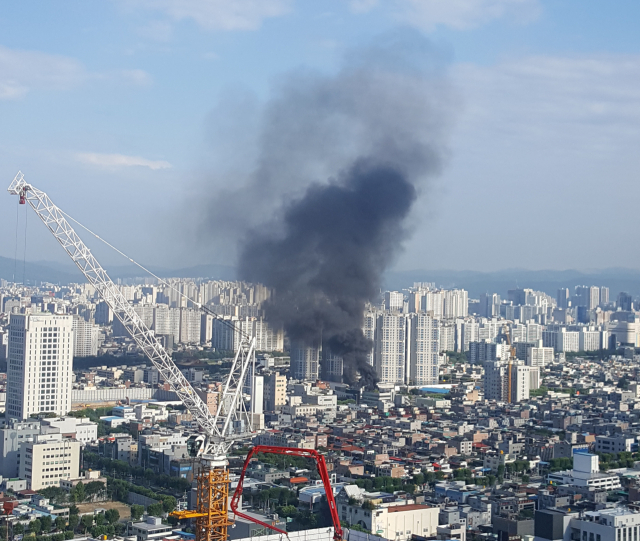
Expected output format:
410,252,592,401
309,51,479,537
203,31,454,386
240,161,416,385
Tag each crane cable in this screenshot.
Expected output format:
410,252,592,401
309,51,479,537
13,198,19,283
22,205,28,285
56,207,253,340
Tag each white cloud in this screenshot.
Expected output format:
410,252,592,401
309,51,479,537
131,0,292,31
351,0,540,31
77,152,172,170
452,54,640,149
0,45,86,99
0,45,152,99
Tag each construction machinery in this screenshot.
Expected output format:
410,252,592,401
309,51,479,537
8,172,258,541
231,445,342,541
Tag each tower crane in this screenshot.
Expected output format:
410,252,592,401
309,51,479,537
8,172,256,541
8,172,344,541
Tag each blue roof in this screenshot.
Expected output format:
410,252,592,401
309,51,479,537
419,388,450,394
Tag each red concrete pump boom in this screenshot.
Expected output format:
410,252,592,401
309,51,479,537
231,445,343,541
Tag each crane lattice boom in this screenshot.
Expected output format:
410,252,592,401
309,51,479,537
8,171,256,458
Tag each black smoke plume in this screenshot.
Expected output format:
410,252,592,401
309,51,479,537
204,31,453,387
239,161,416,386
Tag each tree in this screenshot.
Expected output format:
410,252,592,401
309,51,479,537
81,515,94,534
73,482,86,503
91,525,107,539
55,517,67,531
147,503,164,517
30,519,43,535
277,505,298,518
85,481,106,501
68,515,80,531
13,523,24,535
497,465,505,478
361,500,376,510
69,505,80,517
41,515,53,533
95,514,106,526
64,531,75,540
131,505,144,521
161,495,177,513
105,509,120,524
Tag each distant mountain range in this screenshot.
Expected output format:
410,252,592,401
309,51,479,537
0,256,236,285
384,268,640,298
3,255,640,299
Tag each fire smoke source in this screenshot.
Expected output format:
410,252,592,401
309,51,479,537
207,32,454,387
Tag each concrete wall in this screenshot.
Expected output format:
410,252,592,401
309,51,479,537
127,492,161,508
72,388,178,404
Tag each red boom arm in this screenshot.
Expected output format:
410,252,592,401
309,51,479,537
230,445,343,541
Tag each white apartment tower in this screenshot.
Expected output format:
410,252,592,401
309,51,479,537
374,313,407,384
290,342,321,381
72,316,99,357
384,291,404,312
7,313,74,419
410,314,439,385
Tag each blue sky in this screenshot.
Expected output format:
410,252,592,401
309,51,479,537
2,1,640,272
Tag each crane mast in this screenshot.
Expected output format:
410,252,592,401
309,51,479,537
8,171,256,460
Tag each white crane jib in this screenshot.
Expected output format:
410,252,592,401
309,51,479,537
8,171,256,462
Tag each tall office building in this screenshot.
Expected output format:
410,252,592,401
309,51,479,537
6,313,74,419
600,287,609,305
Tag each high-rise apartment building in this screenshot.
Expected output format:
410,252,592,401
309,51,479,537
556,288,570,309
374,313,407,384
442,289,468,319
72,316,99,357
7,313,74,419
527,345,554,368
384,291,404,312
600,286,609,305
588,286,600,310
363,309,377,366
290,342,321,381
409,314,439,385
